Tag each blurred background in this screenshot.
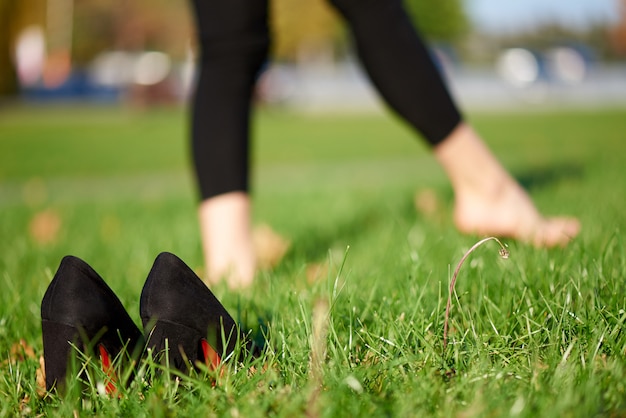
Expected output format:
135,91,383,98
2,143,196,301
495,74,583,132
0,0,625,110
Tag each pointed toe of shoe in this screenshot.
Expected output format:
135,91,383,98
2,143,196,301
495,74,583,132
140,252,244,371
41,255,143,391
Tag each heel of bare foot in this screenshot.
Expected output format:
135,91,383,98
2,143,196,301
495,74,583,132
205,224,290,289
199,191,291,289
199,192,256,290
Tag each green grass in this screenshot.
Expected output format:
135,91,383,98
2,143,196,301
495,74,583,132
0,104,625,417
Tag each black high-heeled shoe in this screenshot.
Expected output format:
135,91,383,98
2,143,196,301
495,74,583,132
140,252,253,373
41,255,144,392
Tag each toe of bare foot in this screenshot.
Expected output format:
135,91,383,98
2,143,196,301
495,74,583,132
530,217,581,248
454,206,581,248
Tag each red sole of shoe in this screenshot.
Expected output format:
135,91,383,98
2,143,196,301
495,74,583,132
201,339,221,370
98,344,117,395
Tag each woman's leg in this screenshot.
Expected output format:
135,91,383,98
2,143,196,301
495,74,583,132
189,0,269,288
328,0,461,145
329,0,579,246
190,0,580,289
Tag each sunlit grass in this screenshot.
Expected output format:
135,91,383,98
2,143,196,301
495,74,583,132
0,105,625,416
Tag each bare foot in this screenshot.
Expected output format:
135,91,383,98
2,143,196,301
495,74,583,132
198,192,256,289
435,123,580,248
453,177,580,247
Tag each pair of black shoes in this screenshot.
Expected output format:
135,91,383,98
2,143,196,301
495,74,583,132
41,252,249,392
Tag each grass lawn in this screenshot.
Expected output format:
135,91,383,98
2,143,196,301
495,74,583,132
0,104,625,417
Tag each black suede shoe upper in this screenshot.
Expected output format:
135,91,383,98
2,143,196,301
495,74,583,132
41,255,144,391
140,252,240,358
42,256,142,341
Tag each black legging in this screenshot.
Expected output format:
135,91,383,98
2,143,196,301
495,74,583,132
190,0,462,200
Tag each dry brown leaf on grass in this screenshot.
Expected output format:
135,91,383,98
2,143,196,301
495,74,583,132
36,355,47,397
20,395,32,415
306,262,329,284
253,224,291,270
2,340,47,397
306,298,330,418
306,247,349,285
2,339,47,400
414,188,442,220
7,339,36,363
28,209,62,245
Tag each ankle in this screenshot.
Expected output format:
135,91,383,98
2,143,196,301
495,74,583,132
198,192,256,288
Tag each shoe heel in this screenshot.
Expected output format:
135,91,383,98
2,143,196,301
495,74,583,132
98,344,122,395
41,319,81,391
41,255,144,394
201,339,221,370
146,320,222,372
42,320,132,394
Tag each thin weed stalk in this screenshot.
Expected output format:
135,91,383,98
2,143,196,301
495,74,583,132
443,237,509,350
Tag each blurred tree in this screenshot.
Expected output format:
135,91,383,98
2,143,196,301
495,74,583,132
0,0,471,95
0,0,46,96
271,0,469,62
403,0,469,42
0,0,19,96
610,0,626,56
72,0,192,65
271,0,341,62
